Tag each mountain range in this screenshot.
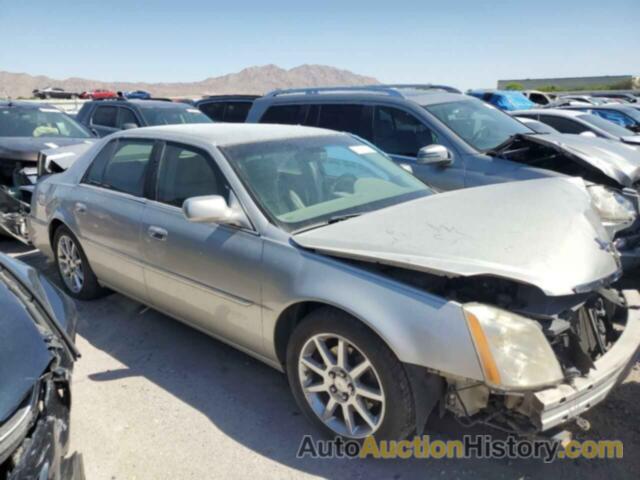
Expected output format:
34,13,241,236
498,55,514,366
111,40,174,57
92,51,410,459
0,64,379,99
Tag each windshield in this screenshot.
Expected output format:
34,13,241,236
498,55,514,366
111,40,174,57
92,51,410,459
425,99,532,151
578,113,637,137
0,107,91,138
221,135,431,233
140,106,212,126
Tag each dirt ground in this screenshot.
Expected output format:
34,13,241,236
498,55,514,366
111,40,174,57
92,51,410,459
3,238,639,479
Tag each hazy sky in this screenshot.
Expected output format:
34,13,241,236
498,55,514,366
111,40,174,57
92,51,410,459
1,0,638,90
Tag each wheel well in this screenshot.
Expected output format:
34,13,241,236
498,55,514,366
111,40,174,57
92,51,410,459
48,219,65,247
274,301,334,368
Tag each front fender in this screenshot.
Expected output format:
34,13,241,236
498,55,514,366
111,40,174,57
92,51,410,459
261,238,484,382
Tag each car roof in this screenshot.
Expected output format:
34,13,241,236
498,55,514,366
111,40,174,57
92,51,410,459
88,99,191,109
115,123,340,147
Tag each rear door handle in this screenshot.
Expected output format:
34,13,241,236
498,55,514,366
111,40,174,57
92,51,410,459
75,202,87,214
148,226,168,241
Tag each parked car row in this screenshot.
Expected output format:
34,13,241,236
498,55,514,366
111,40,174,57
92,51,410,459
2,83,640,450
31,87,154,101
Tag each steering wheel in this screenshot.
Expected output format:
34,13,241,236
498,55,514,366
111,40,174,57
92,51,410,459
330,174,357,196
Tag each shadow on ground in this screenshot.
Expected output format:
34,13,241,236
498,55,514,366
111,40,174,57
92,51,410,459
4,239,639,479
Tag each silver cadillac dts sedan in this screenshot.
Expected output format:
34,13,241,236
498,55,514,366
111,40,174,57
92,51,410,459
29,124,640,440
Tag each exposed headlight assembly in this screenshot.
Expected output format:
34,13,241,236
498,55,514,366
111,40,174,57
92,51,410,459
463,304,564,390
587,185,637,225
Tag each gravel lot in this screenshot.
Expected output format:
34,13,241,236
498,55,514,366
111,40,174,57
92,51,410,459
3,238,639,480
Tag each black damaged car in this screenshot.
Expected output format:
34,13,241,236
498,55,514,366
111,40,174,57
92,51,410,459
0,101,95,242
0,253,84,479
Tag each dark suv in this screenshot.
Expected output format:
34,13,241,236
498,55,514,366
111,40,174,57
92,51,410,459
246,85,640,268
195,95,259,123
76,99,212,137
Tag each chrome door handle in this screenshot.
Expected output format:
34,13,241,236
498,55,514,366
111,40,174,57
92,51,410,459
75,202,87,214
148,226,168,241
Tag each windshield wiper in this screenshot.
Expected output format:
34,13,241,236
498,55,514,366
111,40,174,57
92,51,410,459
292,213,363,235
327,213,362,224
485,133,523,156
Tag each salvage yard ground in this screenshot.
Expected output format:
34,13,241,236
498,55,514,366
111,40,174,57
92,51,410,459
2,238,639,479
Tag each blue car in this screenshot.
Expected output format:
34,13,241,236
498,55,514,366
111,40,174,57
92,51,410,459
123,90,152,100
467,89,535,111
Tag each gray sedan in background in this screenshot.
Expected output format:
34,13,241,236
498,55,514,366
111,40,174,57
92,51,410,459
28,124,640,440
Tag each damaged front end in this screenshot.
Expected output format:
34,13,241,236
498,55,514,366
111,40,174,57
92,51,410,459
426,275,639,436
0,362,85,480
491,132,640,269
0,255,84,479
0,160,35,244
0,141,93,244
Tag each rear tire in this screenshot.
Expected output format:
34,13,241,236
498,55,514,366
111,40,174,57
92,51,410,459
287,307,415,441
53,225,107,300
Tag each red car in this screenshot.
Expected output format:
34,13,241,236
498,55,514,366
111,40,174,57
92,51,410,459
80,89,117,100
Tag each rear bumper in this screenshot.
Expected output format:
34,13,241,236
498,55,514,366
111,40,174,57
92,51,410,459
527,290,640,432
28,214,55,259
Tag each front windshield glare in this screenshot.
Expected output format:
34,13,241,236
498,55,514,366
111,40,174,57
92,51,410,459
141,107,212,126
0,107,91,138
221,135,431,232
425,99,532,151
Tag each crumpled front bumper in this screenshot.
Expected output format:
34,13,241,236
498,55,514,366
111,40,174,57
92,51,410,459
4,377,85,480
526,290,640,432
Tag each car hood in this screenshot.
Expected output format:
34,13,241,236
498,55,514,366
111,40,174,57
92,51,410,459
0,254,78,422
39,141,97,173
621,135,640,147
293,178,620,297
523,133,640,187
0,137,94,163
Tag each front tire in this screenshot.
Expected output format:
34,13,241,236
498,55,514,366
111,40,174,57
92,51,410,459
53,226,106,300
287,307,415,441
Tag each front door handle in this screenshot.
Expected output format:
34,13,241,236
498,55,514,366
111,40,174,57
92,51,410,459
75,202,87,214
148,226,168,241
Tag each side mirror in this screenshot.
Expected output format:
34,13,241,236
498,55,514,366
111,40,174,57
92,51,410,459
579,131,598,138
416,145,453,167
121,123,138,130
183,194,249,228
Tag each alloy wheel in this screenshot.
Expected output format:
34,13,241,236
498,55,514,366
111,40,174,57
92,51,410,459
298,333,385,438
57,235,84,293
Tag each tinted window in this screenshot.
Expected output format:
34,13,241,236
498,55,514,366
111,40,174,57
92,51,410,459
156,144,228,207
529,93,549,105
102,140,154,196
118,108,139,128
538,115,587,134
317,105,370,139
92,106,117,128
199,102,226,121
373,106,437,157
260,105,304,124
224,102,253,123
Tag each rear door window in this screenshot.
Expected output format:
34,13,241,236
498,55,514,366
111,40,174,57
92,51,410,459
260,105,305,124
373,106,438,157
538,115,587,134
199,102,226,121
316,104,371,139
101,140,155,196
91,106,117,128
118,108,140,128
224,102,253,123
